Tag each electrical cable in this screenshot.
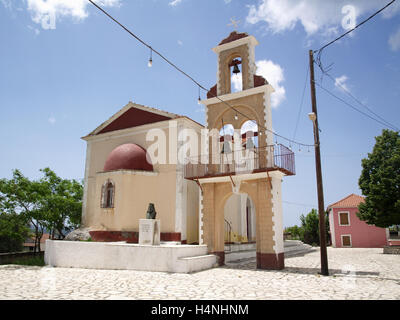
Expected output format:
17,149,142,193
324,72,399,132
88,0,315,148
314,80,399,131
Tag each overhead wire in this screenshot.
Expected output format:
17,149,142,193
314,0,397,73
314,80,399,131
88,0,315,148
324,72,399,132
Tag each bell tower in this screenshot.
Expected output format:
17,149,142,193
214,31,258,95
185,31,295,270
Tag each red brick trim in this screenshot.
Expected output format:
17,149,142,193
89,231,139,243
257,252,284,270
88,231,185,244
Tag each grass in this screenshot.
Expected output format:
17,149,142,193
10,255,45,266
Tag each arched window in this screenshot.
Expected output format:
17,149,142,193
101,179,115,208
241,120,258,149
230,57,242,93
219,124,234,154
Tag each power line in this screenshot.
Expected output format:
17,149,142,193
88,0,315,148
282,200,316,208
314,0,397,73
292,65,309,141
324,72,399,132
314,80,399,131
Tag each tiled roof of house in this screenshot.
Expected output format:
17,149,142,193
327,194,365,209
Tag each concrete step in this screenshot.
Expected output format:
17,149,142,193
284,240,304,247
178,254,218,273
224,240,315,263
224,243,256,252
225,249,256,262
284,247,316,258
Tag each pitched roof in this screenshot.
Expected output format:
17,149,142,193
327,194,365,209
84,102,182,137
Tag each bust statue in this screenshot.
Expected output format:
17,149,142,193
146,203,157,219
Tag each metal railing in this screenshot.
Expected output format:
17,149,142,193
184,144,295,179
224,219,232,252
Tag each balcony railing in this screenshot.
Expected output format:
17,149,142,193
184,144,295,180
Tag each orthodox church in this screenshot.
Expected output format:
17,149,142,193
80,31,295,269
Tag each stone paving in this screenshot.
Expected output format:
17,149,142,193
0,248,399,300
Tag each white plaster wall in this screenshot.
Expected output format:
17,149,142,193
45,240,215,273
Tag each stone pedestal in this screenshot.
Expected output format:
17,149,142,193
139,219,160,245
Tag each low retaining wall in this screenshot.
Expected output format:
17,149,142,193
383,245,400,255
45,240,216,273
0,251,44,265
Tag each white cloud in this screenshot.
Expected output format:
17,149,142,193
177,40,183,46
334,75,350,92
256,59,285,108
389,27,400,51
48,116,56,125
246,0,400,36
169,0,183,7
0,0,12,10
28,25,40,36
24,0,120,30
231,73,242,92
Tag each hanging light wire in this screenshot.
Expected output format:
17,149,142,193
88,0,315,148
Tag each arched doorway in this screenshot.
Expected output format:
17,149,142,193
224,193,256,257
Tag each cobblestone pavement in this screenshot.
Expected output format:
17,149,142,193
0,248,399,300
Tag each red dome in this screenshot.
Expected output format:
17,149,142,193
103,144,153,172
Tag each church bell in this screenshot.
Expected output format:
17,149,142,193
232,64,240,75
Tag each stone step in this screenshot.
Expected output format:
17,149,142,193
284,240,304,247
223,240,315,263
224,243,256,252
284,247,316,258
225,249,256,262
284,243,312,253
178,254,218,273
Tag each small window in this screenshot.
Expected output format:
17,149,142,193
101,179,115,208
342,235,352,247
339,212,350,226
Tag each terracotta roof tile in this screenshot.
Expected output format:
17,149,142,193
327,194,365,209
219,31,249,46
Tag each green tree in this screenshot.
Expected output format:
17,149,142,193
0,169,48,253
0,168,83,252
0,212,29,253
284,225,303,240
40,168,83,239
300,209,320,245
358,130,400,228
298,209,330,246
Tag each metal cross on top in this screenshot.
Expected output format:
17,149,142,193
228,18,240,30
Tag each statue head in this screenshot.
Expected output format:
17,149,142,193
146,203,157,219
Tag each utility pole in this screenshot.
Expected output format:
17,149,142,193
309,49,329,276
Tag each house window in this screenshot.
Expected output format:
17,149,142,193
338,211,350,226
101,179,115,208
341,235,352,247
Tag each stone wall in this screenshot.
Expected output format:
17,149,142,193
383,246,400,255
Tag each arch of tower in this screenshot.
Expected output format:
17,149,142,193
185,31,295,270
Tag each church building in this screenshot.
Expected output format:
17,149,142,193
80,31,295,270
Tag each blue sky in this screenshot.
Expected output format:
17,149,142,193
1,0,399,227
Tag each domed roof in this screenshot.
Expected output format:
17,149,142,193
103,143,153,172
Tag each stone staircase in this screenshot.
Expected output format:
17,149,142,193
224,240,316,264
283,240,316,257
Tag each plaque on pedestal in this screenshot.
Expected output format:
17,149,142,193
139,219,160,245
